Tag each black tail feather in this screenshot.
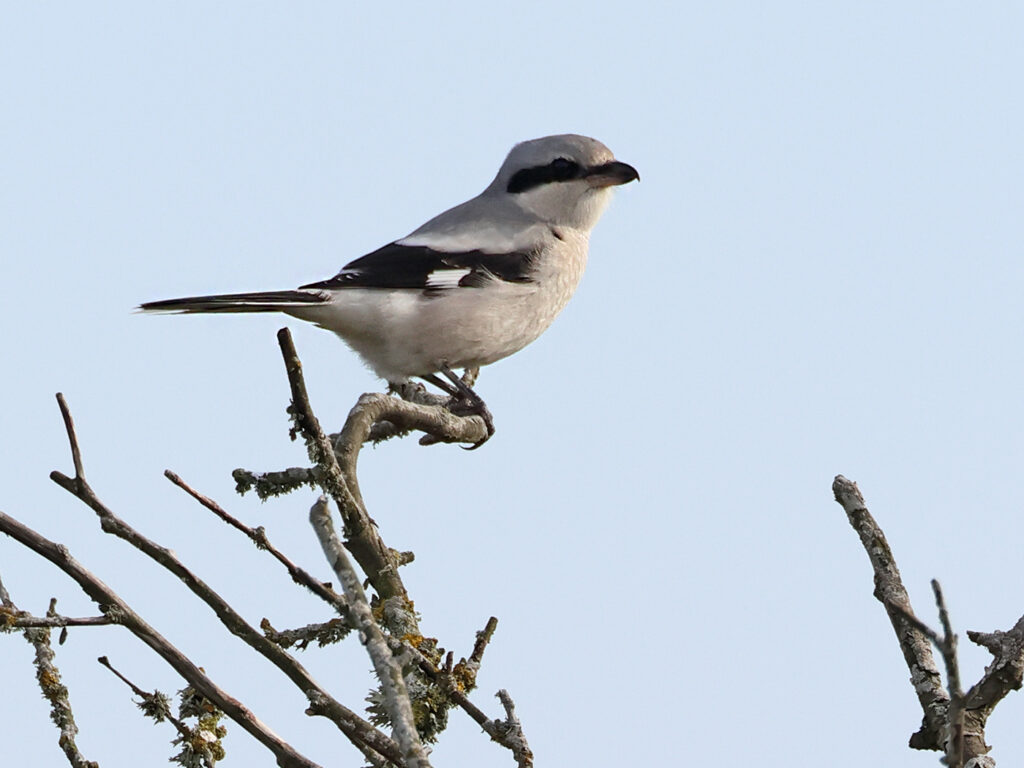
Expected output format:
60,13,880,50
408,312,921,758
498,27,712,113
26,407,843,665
139,290,329,314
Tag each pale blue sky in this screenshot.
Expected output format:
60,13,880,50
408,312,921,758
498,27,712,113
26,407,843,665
3,3,1024,766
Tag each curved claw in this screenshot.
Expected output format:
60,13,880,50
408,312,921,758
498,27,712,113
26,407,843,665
460,405,495,450
432,363,496,449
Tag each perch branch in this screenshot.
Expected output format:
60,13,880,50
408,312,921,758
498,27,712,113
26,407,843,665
277,329,417,616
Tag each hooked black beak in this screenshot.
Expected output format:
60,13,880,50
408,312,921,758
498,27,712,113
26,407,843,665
585,160,640,188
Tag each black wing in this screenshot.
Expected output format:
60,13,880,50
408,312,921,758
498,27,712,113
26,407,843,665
300,243,536,292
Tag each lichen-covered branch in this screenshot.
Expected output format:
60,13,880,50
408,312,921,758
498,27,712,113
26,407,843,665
310,497,431,768
831,475,949,749
11,594,99,768
493,690,533,768
963,618,1024,753
392,618,533,768
261,617,354,650
833,475,1024,768
96,655,226,767
277,330,414,611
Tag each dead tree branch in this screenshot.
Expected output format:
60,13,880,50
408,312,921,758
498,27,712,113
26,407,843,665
43,392,402,766
0,509,322,768
4,335,532,766
164,469,351,617
2,591,99,768
310,497,430,768
831,474,949,748
277,329,414,611
832,474,1024,768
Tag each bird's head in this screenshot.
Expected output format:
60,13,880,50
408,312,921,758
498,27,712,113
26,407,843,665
488,134,639,231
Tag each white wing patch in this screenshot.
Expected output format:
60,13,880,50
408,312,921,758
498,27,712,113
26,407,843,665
424,267,473,289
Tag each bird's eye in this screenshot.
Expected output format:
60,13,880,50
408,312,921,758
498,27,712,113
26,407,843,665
506,157,582,193
549,158,580,179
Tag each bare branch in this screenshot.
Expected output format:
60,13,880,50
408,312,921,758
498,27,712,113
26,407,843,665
5,360,528,765
0,571,13,607
964,616,1024,715
889,582,967,766
932,580,962,699
833,475,1024,767
97,655,192,741
47,473,399,763
276,329,416,620
15,596,99,768
0,509,324,768
56,392,85,479
41,392,402,765
10,614,114,629
164,470,350,616
310,497,431,768
832,474,949,750
469,617,499,668
955,616,1024,767
494,690,533,768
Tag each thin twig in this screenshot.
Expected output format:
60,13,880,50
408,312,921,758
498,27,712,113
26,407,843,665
56,392,84,479
44,393,398,766
0,509,322,768
931,580,966,767
10,614,115,629
97,655,193,740
46,483,398,764
469,617,499,667
388,619,533,768
0,571,14,607
887,582,966,766
164,469,350,616
932,580,962,698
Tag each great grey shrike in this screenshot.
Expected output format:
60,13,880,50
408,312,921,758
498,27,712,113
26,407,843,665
141,134,638,446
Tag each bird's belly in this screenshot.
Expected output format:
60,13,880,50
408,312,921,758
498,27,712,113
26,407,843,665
292,233,589,382
294,275,577,381
388,281,567,374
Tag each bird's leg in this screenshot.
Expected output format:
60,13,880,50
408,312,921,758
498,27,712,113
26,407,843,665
461,366,480,388
438,363,495,449
419,373,460,398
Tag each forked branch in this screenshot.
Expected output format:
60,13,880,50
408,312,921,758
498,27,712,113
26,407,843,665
832,475,1024,768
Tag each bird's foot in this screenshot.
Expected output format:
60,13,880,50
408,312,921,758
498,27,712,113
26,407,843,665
434,364,495,449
